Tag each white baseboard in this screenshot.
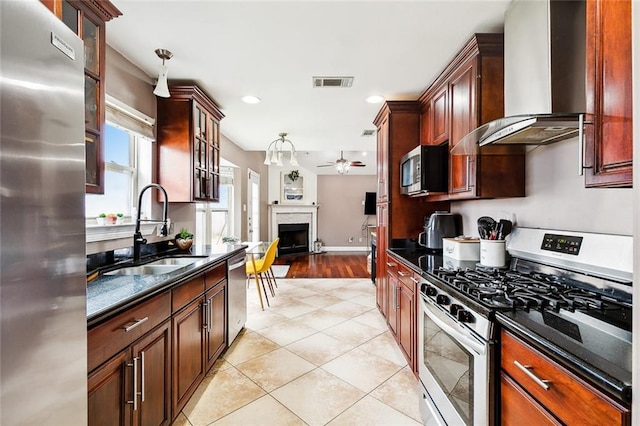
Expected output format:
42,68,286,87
322,246,370,252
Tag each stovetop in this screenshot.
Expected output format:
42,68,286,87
428,266,632,329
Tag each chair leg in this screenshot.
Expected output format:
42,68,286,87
268,267,279,287
258,273,270,307
264,271,276,297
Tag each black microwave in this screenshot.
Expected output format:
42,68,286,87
400,144,448,195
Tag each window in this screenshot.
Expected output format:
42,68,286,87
196,166,235,244
85,97,154,223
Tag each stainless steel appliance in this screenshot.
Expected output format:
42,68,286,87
227,250,248,343
1,1,87,424
400,145,448,196
417,227,632,425
418,212,462,250
451,0,587,155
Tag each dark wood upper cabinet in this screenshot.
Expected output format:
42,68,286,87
584,0,632,187
41,0,122,194
418,34,525,200
157,85,225,202
421,83,449,146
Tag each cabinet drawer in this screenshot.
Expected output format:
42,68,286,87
501,330,629,425
501,372,561,426
172,275,205,312
205,261,226,290
88,291,171,372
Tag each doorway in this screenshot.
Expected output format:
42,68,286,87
247,169,260,242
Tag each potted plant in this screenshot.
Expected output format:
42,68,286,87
116,213,124,225
175,228,194,251
96,213,106,225
287,169,300,181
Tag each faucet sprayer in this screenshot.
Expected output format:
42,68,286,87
133,183,169,261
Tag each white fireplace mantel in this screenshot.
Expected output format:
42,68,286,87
269,204,319,252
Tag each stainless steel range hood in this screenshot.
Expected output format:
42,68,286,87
452,0,585,154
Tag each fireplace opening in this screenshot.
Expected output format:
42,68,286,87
278,223,309,256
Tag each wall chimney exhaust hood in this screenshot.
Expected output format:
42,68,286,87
452,0,586,155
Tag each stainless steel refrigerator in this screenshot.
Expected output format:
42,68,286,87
1,1,87,424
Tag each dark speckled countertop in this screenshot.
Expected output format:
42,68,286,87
87,244,246,326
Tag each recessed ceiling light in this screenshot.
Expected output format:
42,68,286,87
241,95,261,104
365,95,384,104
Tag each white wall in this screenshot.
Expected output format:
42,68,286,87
267,164,318,205
452,135,633,237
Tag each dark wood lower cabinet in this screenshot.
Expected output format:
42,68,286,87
131,322,171,426
88,259,230,425
88,320,171,426
385,252,416,372
172,298,206,415
205,282,227,370
89,351,131,426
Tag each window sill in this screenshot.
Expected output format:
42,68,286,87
86,223,157,243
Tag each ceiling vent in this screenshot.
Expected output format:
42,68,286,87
312,76,354,88
361,129,376,136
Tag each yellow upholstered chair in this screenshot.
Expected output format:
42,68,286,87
246,238,279,306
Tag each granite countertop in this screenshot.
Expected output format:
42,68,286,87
87,244,246,326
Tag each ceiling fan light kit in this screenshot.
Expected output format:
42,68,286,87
264,133,298,167
317,151,367,174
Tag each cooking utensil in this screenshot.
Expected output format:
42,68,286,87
477,216,496,239
498,219,513,239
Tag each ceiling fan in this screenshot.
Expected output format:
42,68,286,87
317,151,366,174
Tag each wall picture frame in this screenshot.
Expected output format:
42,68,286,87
281,171,304,204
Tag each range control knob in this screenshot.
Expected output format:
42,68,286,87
436,294,450,305
449,304,463,316
457,310,475,323
425,286,438,297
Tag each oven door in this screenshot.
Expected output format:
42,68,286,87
417,294,490,426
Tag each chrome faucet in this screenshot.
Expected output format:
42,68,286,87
133,183,169,262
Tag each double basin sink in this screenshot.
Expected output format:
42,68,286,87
104,256,207,276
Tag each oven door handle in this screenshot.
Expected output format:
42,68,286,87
422,391,447,426
420,297,486,356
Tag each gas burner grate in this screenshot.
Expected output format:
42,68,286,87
431,266,620,314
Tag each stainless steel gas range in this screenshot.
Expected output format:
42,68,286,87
416,227,632,425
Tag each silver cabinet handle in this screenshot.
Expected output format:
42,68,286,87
385,262,395,268
577,113,585,176
208,299,213,333
514,360,552,390
123,317,148,332
410,276,420,284
202,301,208,330
140,351,145,402
396,286,400,310
397,271,408,277
126,357,139,411
466,156,471,191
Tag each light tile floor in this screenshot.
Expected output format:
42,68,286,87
172,278,422,426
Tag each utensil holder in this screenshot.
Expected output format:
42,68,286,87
480,240,506,267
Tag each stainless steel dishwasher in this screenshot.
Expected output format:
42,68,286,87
227,250,247,344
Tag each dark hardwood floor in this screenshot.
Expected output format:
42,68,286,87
273,251,371,279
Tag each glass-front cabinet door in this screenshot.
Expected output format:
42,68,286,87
193,103,208,200
41,0,121,193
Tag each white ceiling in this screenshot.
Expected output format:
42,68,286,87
107,1,511,175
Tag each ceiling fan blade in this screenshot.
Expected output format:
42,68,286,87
317,164,334,167
350,161,364,164
350,164,367,167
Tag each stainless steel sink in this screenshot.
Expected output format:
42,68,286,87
104,264,186,276
147,256,206,266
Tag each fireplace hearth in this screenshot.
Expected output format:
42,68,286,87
278,223,309,255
